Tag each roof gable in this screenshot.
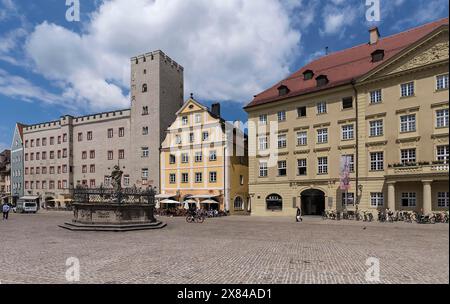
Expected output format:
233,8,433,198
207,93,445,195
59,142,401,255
176,98,208,115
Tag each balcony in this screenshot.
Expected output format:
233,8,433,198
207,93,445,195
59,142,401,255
386,161,449,178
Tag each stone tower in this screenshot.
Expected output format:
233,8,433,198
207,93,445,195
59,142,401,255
130,50,184,191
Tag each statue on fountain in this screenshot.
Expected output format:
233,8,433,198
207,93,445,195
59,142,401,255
110,165,123,203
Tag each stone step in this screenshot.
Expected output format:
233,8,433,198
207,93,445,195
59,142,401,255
58,221,167,232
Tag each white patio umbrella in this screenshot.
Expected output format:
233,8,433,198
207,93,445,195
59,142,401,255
155,201,160,209
160,199,181,204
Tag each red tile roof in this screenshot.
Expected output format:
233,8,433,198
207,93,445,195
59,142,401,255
245,17,448,109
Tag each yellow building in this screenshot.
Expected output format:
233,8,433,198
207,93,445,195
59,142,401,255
160,97,249,215
245,18,449,217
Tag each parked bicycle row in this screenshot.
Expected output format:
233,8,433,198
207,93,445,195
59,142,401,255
322,209,449,224
155,208,228,218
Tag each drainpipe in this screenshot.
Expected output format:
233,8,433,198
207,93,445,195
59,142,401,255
351,79,360,208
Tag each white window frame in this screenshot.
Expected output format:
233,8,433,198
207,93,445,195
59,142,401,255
277,160,287,176
181,153,189,163
401,192,417,207
169,174,176,184
195,172,203,183
370,193,384,207
277,134,287,149
318,157,328,174
317,128,328,144
370,152,384,171
400,114,416,133
259,114,268,125
277,111,286,122
437,192,449,207
181,173,189,183
436,74,449,90
259,161,268,177
259,136,268,151
209,171,217,183
297,159,307,176
296,131,307,146
400,82,415,97
182,116,188,126
436,145,449,163
194,113,202,124
401,149,416,164
195,152,203,162
209,150,217,161
436,109,449,128
370,89,382,104
341,125,354,140
317,101,327,114
369,120,384,137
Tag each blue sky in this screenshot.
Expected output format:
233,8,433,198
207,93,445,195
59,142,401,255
0,0,448,151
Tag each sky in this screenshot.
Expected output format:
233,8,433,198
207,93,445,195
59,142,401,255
0,0,448,151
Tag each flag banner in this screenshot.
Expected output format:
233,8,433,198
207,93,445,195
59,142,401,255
340,155,351,191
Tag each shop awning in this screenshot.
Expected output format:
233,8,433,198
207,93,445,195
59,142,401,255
188,195,219,199
155,194,177,199
19,196,40,200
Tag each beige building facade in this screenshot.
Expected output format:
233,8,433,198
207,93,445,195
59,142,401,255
20,50,184,207
160,98,249,214
245,19,449,217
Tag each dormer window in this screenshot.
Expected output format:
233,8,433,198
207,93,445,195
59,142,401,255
303,70,314,80
371,49,385,62
278,85,290,96
316,75,329,87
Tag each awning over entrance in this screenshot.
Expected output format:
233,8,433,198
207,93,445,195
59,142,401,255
188,195,219,199
155,194,177,199
19,196,40,200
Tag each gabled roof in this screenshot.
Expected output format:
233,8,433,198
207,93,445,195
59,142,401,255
245,17,448,109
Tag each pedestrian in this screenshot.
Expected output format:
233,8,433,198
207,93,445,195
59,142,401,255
296,206,302,222
2,203,10,220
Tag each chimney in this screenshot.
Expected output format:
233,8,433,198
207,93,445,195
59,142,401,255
211,103,221,117
369,26,380,45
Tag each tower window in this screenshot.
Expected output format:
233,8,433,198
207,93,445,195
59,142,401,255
142,84,148,93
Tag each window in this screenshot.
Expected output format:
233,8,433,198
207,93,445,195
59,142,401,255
181,153,189,163
189,133,195,143
123,175,130,187
63,134,67,142
108,151,114,160
104,176,112,186
181,173,189,183
169,174,176,184
400,114,416,133
25,140,29,148
234,197,244,210
62,165,68,173
119,127,125,137
370,152,384,171
82,151,87,160
436,109,449,128
57,150,61,159
401,193,416,207
297,131,307,146
195,172,203,183
297,159,307,176
90,180,96,188
318,157,328,174
266,194,283,211
194,113,202,123
259,114,268,125
297,106,306,118
317,102,327,114
142,147,149,158
259,162,268,177
317,129,328,144
49,166,55,174
87,131,93,140
42,138,47,146
142,127,149,135
202,132,209,141
343,154,355,172
169,154,176,164
369,120,384,137
62,149,67,158
342,97,353,109
209,151,217,161
90,165,95,173
437,145,449,163
259,136,268,151
401,149,416,164
400,82,414,97
89,150,95,159
30,153,34,161
195,152,202,162
277,134,287,149
78,133,83,142
182,116,188,125
36,152,40,160
277,111,286,122
342,192,355,206
142,106,149,115
278,161,287,176
209,172,217,183
42,181,47,190
42,167,47,174
36,139,40,146
437,192,449,207
141,169,149,179
436,74,449,90
108,128,114,138
175,135,182,145
36,167,40,175
142,84,147,93
119,149,125,160
50,137,54,145
341,125,354,140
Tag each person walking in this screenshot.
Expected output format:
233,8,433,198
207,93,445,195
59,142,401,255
296,206,302,222
2,203,11,220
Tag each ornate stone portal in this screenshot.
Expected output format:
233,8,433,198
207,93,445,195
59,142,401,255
59,167,166,231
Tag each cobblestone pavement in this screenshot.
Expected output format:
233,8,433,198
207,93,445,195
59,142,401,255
0,211,448,284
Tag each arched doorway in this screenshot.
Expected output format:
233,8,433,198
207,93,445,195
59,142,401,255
301,189,325,216
266,194,283,211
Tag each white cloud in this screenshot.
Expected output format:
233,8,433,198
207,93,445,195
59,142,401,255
391,0,448,31
0,28,27,65
0,68,66,106
319,1,360,37
23,0,301,110
0,0,17,21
